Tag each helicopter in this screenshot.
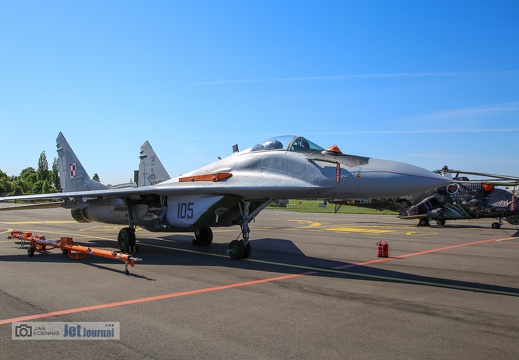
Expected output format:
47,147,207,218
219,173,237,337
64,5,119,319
329,167,519,229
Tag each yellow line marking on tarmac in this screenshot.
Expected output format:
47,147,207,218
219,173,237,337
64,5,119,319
282,219,440,236
325,227,393,234
287,220,322,228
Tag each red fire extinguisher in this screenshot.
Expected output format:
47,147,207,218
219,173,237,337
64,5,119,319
377,240,389,257
382,240,389,258
376,241,383,257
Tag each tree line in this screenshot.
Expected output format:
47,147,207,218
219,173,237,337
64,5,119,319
1,151,103,196
0,151,60,196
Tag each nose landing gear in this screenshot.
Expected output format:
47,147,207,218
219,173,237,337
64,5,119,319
227,201,252,259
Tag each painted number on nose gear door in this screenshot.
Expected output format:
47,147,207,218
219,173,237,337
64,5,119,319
177,202,194,219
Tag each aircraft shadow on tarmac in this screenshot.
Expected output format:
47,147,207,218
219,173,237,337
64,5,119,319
3,233,518,297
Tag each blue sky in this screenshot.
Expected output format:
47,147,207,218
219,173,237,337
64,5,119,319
1,0,518,185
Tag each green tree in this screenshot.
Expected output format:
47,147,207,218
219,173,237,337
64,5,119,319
20,167,38,184
0,169,12,194
52,157,61,191
37,151,50,182
42,179,51,193
16,167,38,194
9,182,24,196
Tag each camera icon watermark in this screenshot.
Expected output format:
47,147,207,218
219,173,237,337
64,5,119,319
14,324,33,338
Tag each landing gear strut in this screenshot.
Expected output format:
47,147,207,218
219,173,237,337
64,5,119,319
227,201,252,259
118,203,137,253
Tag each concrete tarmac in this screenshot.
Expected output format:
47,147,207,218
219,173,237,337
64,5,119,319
0,205,518,359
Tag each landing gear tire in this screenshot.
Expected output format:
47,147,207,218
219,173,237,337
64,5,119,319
436,219,446,226
192,228,213,246
118,227,136,253
228,240,244,259
242,242,252,259
227,240,251,259
418,218,430,227
491,222,501,229
27,247,35,257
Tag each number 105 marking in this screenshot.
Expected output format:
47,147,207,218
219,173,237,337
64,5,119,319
177,202,194,219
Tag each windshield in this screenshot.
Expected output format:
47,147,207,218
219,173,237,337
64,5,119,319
251,135,325,153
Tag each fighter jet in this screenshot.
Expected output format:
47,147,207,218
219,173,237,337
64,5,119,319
0,133,449,259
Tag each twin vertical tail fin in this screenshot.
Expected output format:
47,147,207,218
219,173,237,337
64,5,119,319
138,141,171,186
56,132,108,192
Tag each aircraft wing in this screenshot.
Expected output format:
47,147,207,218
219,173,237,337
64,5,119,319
0,186,162,202
0,173,322,203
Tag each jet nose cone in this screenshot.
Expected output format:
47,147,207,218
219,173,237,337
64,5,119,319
359,159,449,198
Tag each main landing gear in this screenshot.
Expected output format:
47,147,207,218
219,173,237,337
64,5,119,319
192,227,213,246
118,204,137,253
117,227,137,253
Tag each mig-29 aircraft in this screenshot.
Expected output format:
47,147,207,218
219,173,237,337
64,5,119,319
329,167,519,229
0,133,449,259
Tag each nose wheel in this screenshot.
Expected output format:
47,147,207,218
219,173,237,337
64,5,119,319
228,239,252,259
227,201,252,259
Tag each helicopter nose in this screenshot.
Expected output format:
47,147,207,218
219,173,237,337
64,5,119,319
358,159,449,198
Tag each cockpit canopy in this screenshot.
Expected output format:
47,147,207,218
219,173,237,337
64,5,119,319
251,135,325,153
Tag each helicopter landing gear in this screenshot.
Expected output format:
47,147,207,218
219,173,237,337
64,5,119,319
418,218,430,226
